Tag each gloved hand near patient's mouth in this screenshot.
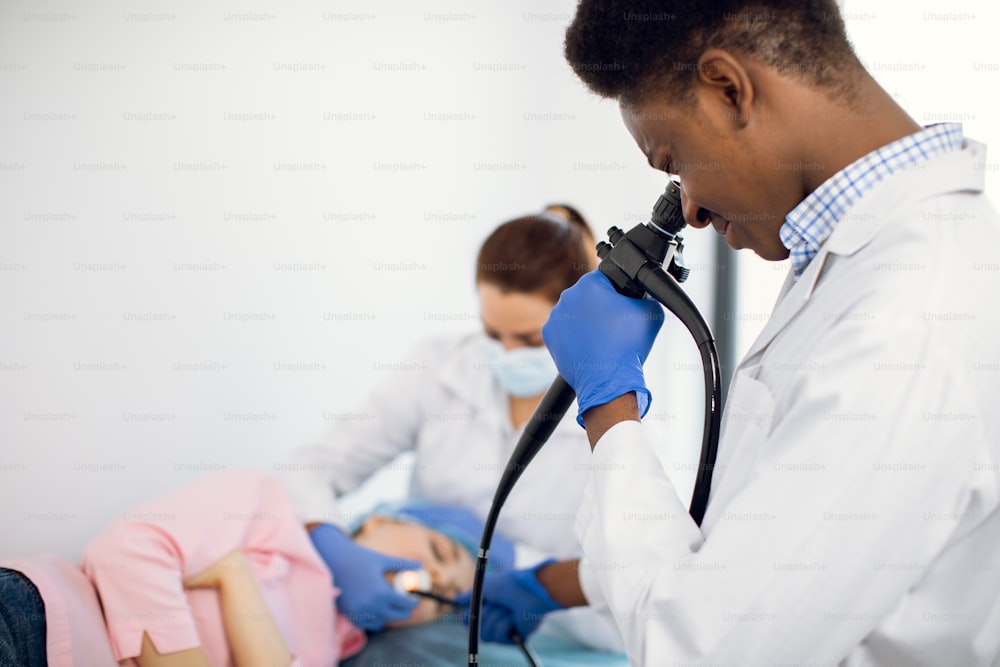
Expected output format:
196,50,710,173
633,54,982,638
309,523,420,631
456,559,563,644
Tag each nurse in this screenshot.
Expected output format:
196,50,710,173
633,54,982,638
469,1,1000,665
280,206,621,649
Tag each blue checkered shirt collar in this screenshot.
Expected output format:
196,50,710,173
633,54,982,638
780,123,966,277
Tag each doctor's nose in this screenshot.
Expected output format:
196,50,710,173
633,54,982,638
681,194,715,230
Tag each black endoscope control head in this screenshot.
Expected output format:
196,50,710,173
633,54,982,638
650,180,686,238
596,180,692,294
650,180,691,283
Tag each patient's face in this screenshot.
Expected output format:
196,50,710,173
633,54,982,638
353,516,475,626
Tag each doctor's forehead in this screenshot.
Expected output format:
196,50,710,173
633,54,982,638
620,100,688,135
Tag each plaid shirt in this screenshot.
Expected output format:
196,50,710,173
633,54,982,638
780,123,966,277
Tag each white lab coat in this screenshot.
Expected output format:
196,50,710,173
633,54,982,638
280,332,624,651
576,138,1000,666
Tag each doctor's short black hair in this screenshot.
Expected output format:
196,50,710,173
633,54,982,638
565,0,861,107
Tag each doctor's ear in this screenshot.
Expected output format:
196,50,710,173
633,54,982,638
696,48,755,128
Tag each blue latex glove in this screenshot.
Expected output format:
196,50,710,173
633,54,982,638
309,523,420,631
542,270,665,425
455,559,563,644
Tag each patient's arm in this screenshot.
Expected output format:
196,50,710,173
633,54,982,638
135,632,211,667
183,550,296,667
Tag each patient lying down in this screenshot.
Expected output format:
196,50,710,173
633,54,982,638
82,470,478,667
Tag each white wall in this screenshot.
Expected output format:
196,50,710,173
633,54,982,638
1,0,995,561
0,0,711,560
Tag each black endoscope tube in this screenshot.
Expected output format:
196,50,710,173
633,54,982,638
631,264,722,525
467,377,576,665
467,183,723,666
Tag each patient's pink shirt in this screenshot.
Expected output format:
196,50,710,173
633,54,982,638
82,470,365,667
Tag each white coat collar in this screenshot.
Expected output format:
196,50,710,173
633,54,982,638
740,138,987,366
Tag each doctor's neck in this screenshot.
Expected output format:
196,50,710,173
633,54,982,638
774,68,923,197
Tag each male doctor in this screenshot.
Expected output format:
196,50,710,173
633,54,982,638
462,1,1000,664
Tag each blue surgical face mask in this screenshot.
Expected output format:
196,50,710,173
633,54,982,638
480,335,557,398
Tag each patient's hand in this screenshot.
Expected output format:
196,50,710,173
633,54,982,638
183,550,248,589
181,549,295,667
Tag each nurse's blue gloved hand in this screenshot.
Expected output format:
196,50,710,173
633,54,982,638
308,523,420,631
456,559,563,644
542,270,665,424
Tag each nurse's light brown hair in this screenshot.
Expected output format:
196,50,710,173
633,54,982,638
476,205,596,304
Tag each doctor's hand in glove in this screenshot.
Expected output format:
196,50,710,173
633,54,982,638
455,559,564,644
308,523,420,631
542,271,665,425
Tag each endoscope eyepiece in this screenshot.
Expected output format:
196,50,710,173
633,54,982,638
649,180,686,238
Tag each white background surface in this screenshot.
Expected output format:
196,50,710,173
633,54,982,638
1,0,996,560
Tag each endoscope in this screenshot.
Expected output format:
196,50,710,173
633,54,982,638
467,181,724,666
